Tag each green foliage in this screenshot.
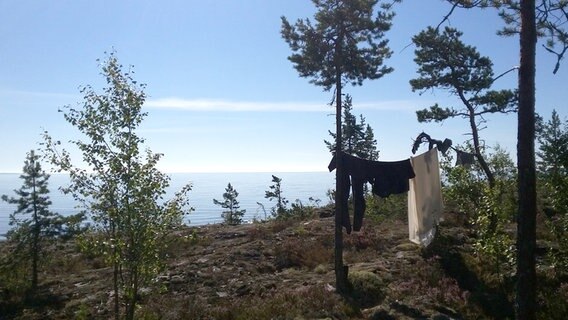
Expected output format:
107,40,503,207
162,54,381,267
442,144,516,215
325,94,379,160
537,109,568,276
365,192,407,222
537,282,568,320
348,270,384,308
443,162,485,217
537,110,568,179
471,183,516,275
411,27,494,94
411,26,517,186
281,0,395,91
1,150,79,292
0,247,30,300
287,199,316,221
264,175,289,219
416,103,455,123
441,144,517,275
213,183,246,225
362,123,379,160
42,53,193,320
264,175,321,221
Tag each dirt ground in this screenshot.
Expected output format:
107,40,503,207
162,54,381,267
0,210,520,319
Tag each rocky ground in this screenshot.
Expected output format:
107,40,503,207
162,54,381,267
0,209,538,319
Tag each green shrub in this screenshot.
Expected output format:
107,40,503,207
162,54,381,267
471,183,516,276
348,270,384,308
366,192,407,222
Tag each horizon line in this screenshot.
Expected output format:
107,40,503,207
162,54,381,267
0,170,330,175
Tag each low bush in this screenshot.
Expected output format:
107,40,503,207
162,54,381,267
348,270,385,308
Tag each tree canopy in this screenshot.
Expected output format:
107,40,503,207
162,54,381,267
281,0,395,91
411,26,517,187
325,94,379,160
43,53,192,320
214,183,246,225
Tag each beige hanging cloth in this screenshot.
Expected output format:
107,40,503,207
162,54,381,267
408,147,443,246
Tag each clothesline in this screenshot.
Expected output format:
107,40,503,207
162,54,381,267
328,148,443,247
328,152,415,234
412,131,476,166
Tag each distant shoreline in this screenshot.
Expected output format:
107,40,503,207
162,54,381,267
0,171,330,175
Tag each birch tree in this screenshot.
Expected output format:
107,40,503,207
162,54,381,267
43,53,192,320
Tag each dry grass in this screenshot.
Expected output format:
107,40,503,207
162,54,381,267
2,212,567,319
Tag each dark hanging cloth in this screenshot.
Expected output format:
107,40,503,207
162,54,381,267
455,150,476,166
438,138,453,154
411,132,452,155
328,152,415,233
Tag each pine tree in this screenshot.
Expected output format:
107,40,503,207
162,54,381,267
410,26,517,188
265,175,289,218
325,94,379,160
537,108,568,256
362,123,379,161
1,150,62,291
436,3,568,314
213,183,246,225
282,0,394,292
537,109,568,180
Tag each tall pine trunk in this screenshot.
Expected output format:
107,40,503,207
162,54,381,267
334,71,348,293
516,0,537,318
334,28,349,294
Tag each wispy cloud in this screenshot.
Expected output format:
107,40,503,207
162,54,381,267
138,125,240,135
146,98,328,112
0,89,78,100
145,98,422,112
137,127,193,134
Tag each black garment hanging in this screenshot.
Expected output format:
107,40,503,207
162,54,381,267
412,132,452,155
455,150,476,166
328,152,415,233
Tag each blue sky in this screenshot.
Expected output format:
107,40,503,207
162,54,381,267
1,1,566,173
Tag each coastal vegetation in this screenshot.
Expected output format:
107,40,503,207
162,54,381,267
41,54,193,320
213,183,246,225
0,150,83,296
264,175,289,219
1,0,568,319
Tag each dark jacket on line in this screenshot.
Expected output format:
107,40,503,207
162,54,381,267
328,152,415,233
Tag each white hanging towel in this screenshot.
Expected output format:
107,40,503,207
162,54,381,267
408,147,443,246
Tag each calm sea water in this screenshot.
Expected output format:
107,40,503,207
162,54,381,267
0,172,335,237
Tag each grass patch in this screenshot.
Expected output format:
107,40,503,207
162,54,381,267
210,285,357,320
274,237,332,270
348,270,385,308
